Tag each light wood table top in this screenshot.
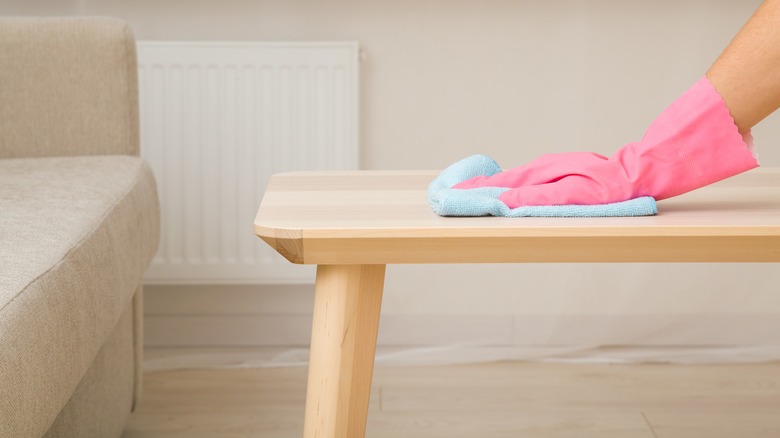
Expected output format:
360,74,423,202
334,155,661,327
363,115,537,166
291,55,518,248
255,168,780,265
254,167,780,438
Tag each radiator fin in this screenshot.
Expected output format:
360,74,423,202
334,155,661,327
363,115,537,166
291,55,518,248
138,42,359,284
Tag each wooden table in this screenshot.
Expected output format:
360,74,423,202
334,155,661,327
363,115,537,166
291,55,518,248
254,168,780,438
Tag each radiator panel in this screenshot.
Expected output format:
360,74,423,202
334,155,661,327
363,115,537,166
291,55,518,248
138,42,359,284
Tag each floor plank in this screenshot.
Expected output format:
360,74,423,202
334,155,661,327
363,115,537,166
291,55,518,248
645,410,780,438
123,361,780,437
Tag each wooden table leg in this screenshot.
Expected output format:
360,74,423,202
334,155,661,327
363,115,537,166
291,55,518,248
303,264,386,438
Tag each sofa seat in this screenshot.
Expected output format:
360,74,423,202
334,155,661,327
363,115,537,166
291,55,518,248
0,155,159,437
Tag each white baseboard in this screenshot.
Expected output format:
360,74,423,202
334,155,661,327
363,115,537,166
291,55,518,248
145,313,516,347
143,285,780,348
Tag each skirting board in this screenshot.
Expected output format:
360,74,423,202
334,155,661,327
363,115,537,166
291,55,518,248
143,285,780,348
145,313,780,348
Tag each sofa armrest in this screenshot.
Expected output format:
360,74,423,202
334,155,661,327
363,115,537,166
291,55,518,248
0,17,139,158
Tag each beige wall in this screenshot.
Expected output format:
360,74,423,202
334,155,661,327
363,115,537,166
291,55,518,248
8,0,780,348
8,0,779,169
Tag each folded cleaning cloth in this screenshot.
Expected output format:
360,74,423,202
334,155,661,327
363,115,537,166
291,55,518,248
428,154,658,217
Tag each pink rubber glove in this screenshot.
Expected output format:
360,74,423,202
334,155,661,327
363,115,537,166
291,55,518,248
454,77,759,207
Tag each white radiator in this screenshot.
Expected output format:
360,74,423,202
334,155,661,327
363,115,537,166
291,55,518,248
137,42,359,284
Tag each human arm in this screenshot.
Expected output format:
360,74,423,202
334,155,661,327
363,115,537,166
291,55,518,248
707,0,780,133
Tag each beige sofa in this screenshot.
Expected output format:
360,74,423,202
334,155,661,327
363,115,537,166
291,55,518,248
0,18,159,436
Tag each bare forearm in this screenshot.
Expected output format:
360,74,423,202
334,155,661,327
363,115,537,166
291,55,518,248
707,0,780,132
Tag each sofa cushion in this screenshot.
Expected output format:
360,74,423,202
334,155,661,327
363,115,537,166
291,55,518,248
0,17,139,158
0,155,159,437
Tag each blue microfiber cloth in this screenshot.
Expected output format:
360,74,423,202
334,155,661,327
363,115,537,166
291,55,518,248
428,154,658,217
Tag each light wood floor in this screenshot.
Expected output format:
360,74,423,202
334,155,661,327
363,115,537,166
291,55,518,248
123,361,780,437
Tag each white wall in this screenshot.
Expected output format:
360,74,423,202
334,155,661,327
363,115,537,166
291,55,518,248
8,0,780,353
